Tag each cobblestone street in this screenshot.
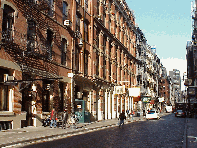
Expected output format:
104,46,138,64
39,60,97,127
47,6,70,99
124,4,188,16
24,114,186,148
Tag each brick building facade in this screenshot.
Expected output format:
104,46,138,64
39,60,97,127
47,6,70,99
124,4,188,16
0,0,138,129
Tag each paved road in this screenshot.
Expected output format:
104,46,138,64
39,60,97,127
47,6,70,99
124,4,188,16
24,114,186,148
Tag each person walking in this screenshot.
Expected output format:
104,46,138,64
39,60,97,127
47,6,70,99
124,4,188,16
50,107,57,128
131,110,134,121
62,109,68,129
126,109,130,118
118,111,126,128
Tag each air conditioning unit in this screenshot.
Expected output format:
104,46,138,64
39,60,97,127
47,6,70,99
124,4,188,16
64,20,72,27
4,74,8,82
4,74,14,82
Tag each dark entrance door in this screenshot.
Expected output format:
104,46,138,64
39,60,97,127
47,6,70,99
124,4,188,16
21,86,33,127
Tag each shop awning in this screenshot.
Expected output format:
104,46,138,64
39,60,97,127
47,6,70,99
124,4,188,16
133,96,141,102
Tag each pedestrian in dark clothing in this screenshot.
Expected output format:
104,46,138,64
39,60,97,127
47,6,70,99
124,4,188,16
118,111,126,128
50,108,57,128
126,109,130,118
131,110,134,121
62,109,68,129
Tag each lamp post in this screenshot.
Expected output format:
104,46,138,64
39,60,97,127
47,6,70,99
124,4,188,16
68,30,83,128
73,30,83,49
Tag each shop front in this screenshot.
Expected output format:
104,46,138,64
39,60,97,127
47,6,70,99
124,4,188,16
141,96,151,113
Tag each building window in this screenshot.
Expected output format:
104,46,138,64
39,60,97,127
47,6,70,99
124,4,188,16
96,30,99,48
97,1,99,15
48,0,54,17
96,50,99,76
76,0,81,5
108,0,112,12
108,19,111,32
84,23,89,42
61,38,67,65
63,1,68,20
120,50,122,64
76,15,80,31
114,8,117,21
27,20,36,52
2,4,15,43
103,37,106,79
47,29,53,60
75,47,79,73
109,42,112,79
103,12,106,26
84,50,89,75
85,0,88,12
118,28,120,40
119,13,121,24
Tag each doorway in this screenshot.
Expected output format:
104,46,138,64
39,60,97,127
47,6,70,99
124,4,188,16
21,85,33,127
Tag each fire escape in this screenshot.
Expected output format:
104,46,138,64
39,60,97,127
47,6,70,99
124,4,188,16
0,0,64,88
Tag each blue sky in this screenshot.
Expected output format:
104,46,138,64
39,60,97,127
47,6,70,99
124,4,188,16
126,0,192,60
126,0,192,90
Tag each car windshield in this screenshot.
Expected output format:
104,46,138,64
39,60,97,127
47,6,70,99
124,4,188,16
148,111,155,114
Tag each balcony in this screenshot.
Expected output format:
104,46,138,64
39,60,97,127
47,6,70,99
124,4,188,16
34,0,51,11
1,29,14,44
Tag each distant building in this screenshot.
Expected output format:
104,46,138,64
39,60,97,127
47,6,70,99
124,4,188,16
169,69,181,105
158,66,171,111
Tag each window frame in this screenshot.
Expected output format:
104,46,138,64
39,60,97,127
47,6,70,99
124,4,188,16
63,1,68,19
61,38,67,65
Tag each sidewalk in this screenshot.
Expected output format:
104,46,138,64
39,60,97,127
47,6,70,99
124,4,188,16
184,117,197,148
0,113,168,148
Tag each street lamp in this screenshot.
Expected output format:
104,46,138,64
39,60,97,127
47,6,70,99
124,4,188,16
68,30,83,128
73,30,83,48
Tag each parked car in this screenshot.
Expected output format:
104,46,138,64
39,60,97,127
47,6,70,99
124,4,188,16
146,110,160,120
175,110,186,118
166,106,173,113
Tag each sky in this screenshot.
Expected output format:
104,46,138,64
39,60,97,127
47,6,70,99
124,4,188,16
126,0,192,90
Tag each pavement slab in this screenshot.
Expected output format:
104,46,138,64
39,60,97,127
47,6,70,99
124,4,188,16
185,117,197,148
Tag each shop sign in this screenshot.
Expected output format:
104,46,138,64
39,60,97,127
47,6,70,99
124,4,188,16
159,97,164,102
128,87,140,97
142,96,151,103
188,87,195,95
114,85,125,94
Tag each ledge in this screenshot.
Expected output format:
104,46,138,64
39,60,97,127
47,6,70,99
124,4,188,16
0,111,15,116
